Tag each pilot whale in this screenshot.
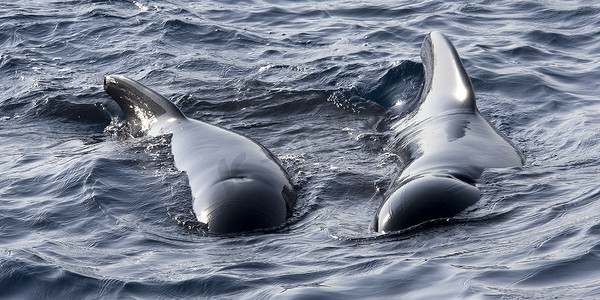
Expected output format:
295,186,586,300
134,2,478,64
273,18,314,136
375,32,524,233
103,75,296,234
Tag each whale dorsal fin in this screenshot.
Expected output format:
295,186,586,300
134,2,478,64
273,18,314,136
104,75,185,136
415,32,477,120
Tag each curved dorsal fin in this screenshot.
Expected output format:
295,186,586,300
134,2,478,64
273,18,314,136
416,31,477,120
104,75,185,136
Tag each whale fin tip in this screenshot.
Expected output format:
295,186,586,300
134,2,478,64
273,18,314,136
103,75,185,136
416,32,477,119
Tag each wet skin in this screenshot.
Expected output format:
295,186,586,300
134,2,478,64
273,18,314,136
375,32,524,233
104,75,296,234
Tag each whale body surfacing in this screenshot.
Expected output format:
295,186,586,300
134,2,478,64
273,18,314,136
375,32,524,233
103,75,296,234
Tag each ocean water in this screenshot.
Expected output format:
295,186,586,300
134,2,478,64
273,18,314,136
1,0,600,298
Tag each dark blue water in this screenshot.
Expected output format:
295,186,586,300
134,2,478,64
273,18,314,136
2,1,600,298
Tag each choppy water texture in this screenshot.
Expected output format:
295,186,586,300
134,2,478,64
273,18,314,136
1,0,600,298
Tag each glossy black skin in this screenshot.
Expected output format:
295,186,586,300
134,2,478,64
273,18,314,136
375,32,524,233
104,75,296,234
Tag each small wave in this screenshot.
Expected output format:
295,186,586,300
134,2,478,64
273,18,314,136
27,96,111,125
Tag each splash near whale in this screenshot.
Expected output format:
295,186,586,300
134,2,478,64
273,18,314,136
375,32,524,233
103,75,296,234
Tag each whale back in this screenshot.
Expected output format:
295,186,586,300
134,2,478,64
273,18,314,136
103,75,297,233
415,31,477,121
398,31,524,171
376,32,524,233
104,75,185,136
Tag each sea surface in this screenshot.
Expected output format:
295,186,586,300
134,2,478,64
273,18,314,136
1,0,600,299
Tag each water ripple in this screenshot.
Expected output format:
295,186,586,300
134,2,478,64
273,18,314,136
1,0,600,298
